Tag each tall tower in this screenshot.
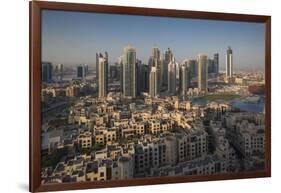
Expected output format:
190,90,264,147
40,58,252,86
149,67,158,98
214,53,219,76
207,59,214,74
197,54,208,92
179,64,190,96
168,57,177,94
186,59,197,78
122,45,137,98
226,47,233,77
152,47,160,64
150,47,162,92
58,64,63,81
54,63,63,81
140,64,149,93
163,48,173,87
96,53,99,88
97,52,108,98
84,64,89,76
77,64,86,81
42,62,53,83
136,59,142,96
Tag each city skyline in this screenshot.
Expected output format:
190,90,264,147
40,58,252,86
42,10,265,71
41,9,266,184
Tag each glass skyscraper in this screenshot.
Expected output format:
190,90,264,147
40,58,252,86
197,54,208,92
97,52,108,98
42,62,53,83
149,66,158,98
226,47,233,77
168,57,177,94
179,64,190,96
122,45,137,98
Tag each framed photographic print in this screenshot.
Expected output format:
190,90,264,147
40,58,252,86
30,1,271,192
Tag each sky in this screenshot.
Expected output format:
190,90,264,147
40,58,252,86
42,10,265,71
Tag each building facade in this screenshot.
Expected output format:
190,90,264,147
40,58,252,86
168,57,177,94
122,45,137,98
97,52,109,98
140,64,149,93
214,53,219,76
226,47,233,77
149,66,158,98
77,64,87,81
197,54,208,92
42,62,53,83
163,48,173,87
179,64,190,96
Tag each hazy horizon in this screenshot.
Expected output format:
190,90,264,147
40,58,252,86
42,10,265,72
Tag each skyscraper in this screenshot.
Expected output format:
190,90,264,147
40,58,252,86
149,47,162,92
54,63,63,81
149,66,158,98
140,64,149,93
197,54,208,92
136,59,142,96
226,47,233,77
84,64,89,76
163,48,173,87
77,64,86,81
179,64,190,96
122,45,137,98
208,59,215,74
168,57,177,94
58,64,63,80
186,59,197,78
42,62,53,83
109,63,120,80
97,52,108,98
214,53,219,75
152,47,160,63
96,53,100,89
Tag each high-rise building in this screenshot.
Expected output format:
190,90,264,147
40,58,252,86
214,53,219,75
149,67,158,98
54,63,63,81
179,64,190,96
140,64,149,93
96,53,99,87
168,57,177,94
152,47,160,59
186,59,197,78
197,54,208,92
109,63,120,81
226,47,233,77
97,52,108,98
149,47,162,92
59,64,63,80
121,45,137,98
120,56,123,94
208,59,215,74
136,59,142,96
77,64,87,81
42,62,53,83
163,48,173,87
84,64,89,76
152,47,160,63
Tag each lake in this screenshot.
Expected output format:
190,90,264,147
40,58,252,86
192,96,265,113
